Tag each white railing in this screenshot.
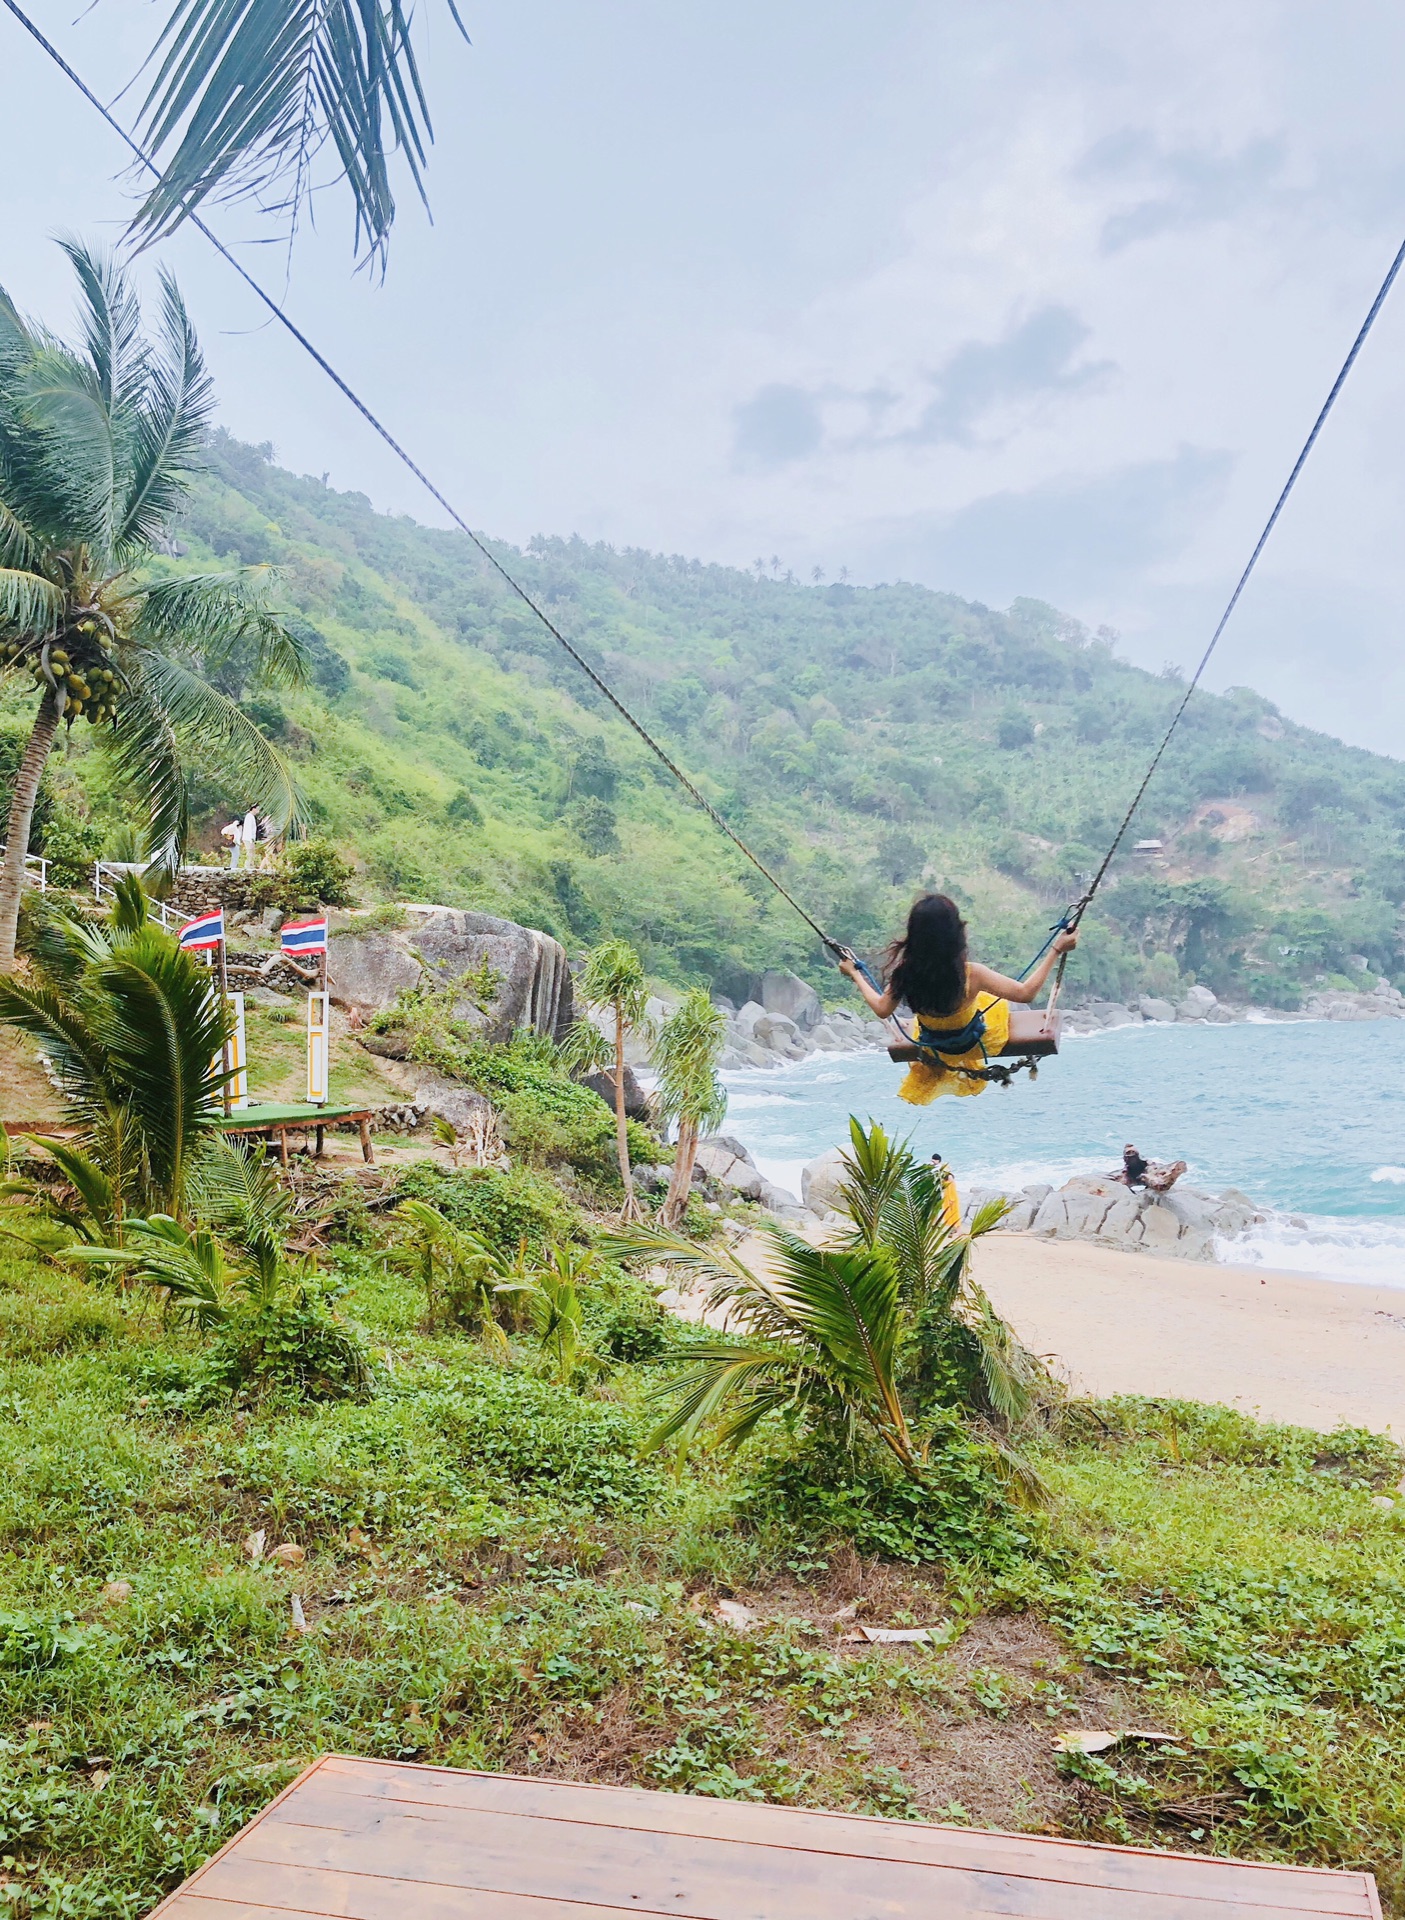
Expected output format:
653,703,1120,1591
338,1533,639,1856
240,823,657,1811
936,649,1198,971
92,860,180,932
0,847,48,892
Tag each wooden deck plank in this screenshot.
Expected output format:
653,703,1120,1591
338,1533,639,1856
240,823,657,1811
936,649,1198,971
172,1868,698,1919
245,1793,1350,1920
305,1759,1374,1913
146,1757,1381,1920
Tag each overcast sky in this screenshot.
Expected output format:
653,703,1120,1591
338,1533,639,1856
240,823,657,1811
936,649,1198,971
6,2,1405,754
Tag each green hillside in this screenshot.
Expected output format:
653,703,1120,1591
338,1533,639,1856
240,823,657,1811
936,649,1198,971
12,429,1405,1008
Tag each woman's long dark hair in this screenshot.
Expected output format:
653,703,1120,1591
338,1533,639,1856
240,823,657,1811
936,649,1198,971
887,893,969,1016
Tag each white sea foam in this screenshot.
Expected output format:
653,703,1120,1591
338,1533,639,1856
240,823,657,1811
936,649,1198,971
1217,1215,1405,1289
1371,1166,1405,1184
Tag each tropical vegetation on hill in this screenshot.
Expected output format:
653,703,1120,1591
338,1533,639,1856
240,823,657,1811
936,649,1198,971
9,428,1403,1009
0,248,305,971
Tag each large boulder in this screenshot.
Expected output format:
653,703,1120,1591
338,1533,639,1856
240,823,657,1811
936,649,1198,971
801,1145,849,1216
581,1066,650,1121
694,1135,764,1200
326,931,421,1015
1137,995,1178,1023
327,906,573,1043
413,1072,495,1137
752,1011,804,1056
761,969,822,1031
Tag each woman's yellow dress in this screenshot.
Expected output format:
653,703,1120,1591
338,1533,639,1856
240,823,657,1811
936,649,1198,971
897,988,1010,1105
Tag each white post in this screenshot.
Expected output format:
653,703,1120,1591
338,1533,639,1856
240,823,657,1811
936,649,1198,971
227,991,249,1110
306,991,329,1106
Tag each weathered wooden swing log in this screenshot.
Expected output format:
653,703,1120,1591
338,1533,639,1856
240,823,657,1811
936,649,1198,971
887,1006,1062,1064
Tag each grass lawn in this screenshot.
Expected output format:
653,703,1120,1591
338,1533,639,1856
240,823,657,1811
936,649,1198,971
1,1227,1404,1918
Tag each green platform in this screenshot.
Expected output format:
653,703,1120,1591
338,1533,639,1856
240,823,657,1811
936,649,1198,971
216,1101,375,1162
216,1102,365,1128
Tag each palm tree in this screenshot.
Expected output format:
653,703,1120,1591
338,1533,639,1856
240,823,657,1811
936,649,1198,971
654,989,726,1228
610,1119,1044,1488
0,240,306,971
95,1,470,271
577,939,650,1221
0,875,232,1236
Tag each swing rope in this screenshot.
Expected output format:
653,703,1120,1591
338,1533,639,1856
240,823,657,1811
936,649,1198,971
11,0,1404,1024
2,0,839,956
1040,226,1405,1014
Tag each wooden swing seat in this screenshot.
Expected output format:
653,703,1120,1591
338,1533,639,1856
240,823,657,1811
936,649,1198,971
887,1007,1062,1064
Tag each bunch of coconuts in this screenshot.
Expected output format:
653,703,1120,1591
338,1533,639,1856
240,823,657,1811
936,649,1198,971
0,616,123,725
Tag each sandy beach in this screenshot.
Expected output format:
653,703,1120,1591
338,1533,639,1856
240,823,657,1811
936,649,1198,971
977,1236,1405,1437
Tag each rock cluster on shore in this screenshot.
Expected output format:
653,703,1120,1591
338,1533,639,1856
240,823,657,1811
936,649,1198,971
714,969,889,1069
694,1135,1263,1264
1064,976,1405,1033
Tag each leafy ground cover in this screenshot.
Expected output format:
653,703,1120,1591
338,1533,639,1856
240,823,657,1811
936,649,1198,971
1,1224,1403,1918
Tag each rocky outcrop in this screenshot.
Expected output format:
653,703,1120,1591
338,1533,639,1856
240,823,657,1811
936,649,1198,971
718,998,885,1071
801,1147,848,1216
961,1173,1265,1261
581,1065,650,1120
1063,976,1405,1035
760,969,822,1031
326,905,573,1044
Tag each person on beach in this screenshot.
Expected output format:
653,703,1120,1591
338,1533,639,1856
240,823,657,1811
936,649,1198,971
840,892,1077,1104
1118,1144,1149,1187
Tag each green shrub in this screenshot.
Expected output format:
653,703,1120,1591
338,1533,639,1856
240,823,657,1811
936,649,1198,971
581,1267,677,1363
738,1420,1030,1567
204,1290,374,1403
425,1367,663,1511
392,1160,583,1254
274,838,358,908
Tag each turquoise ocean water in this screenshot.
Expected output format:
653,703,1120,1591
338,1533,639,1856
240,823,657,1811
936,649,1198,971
719,1018,1405,1287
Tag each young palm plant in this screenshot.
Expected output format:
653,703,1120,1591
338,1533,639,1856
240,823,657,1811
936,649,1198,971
0,239,307,970
0,875,232,1238
653,989,726,1228
610,1118,1044,1491
73,1136,375,1399
387,1196,529,1346
575,939,650,1222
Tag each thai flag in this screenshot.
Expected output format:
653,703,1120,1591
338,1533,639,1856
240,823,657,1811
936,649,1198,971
280,916,328,956
178,909,224,951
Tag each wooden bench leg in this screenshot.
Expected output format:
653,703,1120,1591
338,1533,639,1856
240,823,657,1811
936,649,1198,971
277,1128,288,1168
315,1125,325,1158
359,1117,374,1165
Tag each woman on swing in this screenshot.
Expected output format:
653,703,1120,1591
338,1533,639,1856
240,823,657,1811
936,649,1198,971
839,892,1077,1104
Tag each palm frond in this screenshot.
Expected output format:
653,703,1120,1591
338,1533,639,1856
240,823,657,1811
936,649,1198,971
0,498,43,574
56,240,149,420
105,688,188,874
189,1134,295,1257
14,347,121,564
89,929,231,1213
555,1017,613,1076
72,1213,239,1328
0,568,63,638
26,1136,118,1237
0,281,41,381
653,989,726,1132
962,1279,1041,1432
131,572,309,687
115,271,214,559
645,1345,816,1455
876,1160,960,1312
836,1115,914,1247
131,0,460,269
620,1220,920,1473
114,655,305,868
0,972,114,1137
